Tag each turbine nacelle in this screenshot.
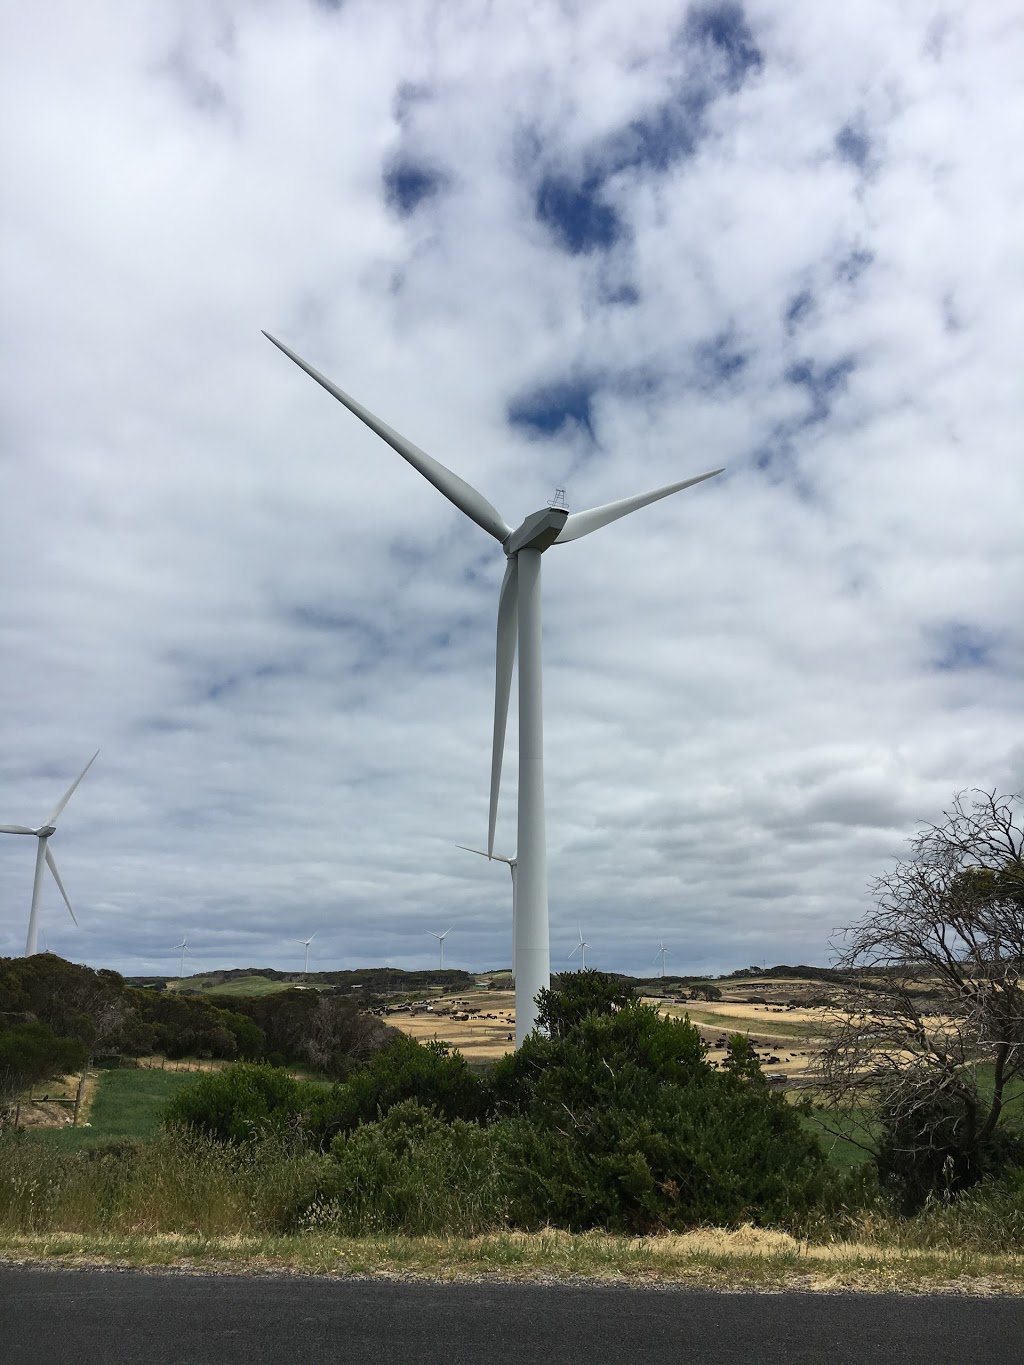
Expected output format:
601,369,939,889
503,507,569,557
35,826,57,838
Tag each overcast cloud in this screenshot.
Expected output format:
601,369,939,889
1,1,1021,980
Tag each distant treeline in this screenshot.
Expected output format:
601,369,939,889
0,956,400,1095
126,967,479,993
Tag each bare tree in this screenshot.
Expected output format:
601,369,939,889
811,790,1024,1201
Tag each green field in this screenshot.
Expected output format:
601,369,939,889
170,975,325,998
26,1069,202,1151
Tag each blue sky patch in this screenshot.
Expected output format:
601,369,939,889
784,289,814,329
507,376,599,440
695,331,748,387
836,249,874,284
835,122,871,171
535,174,622,254
931,622,997,671
383,161,446,216
683,2,764,91
785,356,856,424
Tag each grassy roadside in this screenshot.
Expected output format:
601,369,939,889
0,1227,1022,1293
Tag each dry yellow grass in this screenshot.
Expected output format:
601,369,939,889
384,992,518,1061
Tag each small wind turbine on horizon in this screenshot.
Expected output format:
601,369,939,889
292,932,317,975
173,936,193,978
459,844,517,982
568,925,589,971
0,751,99,956
653,941,669,977
428,927,453,970
264,331,722,1045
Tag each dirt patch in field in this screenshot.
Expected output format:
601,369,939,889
383,992,518,1062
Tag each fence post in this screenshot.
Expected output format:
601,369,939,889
72,1068,88,1127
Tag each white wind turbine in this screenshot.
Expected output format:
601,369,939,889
264,332,722,1045
458,844,517,983
428,927,453,970
173,936,193,977
653,941,669,977
293,931,317,975
1,751,99,956
568,925,589,970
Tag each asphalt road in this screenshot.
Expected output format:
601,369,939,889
1,1266,1021,1365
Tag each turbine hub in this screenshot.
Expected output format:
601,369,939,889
503,506,569,557
36,826,56,838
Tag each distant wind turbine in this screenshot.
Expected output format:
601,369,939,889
653,941,669,977
0,751,99,956
428,927,453,970
173,936,193,978
292,932,317,975
459,845,517,982
265,331,722,1045
568,925,589,970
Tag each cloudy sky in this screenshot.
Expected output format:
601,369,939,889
1,2,1021,981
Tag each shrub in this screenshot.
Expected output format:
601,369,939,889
534,970,631,1039
306,1035,486,1146
874,1072,1024,1213
162,1063,316,1144
486,1001,829,1233
322,1100,511,1235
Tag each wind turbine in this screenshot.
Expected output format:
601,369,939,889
568,925,589,970
428,927,453,970
0,751,99,956
264,332,722,1045
173,936,193,978
292,931,317,975
653,941,669,977
458,844,517,982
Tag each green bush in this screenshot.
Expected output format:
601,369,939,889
306,1035,486,1146
322,1100,511,1235
162,1063,315,1144
485,1001,829,1233
874,1073,1024,1213
534,969,631,1039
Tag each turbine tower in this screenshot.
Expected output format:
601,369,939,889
0,751,99,956
459,844,517,983
428,927,453,970
653,941,669,977
568,925,589,970
292,932,317,975
264,332,722,1045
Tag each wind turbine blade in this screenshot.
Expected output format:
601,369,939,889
488,556,518,857
457,844,514,866
0,825,36,834
45,750,100,826
553,470,723,544
568,943,581,958
45,847,77,925
263,334,512,543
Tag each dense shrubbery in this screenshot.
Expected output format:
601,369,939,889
160,975,832,1234
163,1036,487,1150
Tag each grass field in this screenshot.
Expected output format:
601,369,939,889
26,1070,202,1151
170,976,323,998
